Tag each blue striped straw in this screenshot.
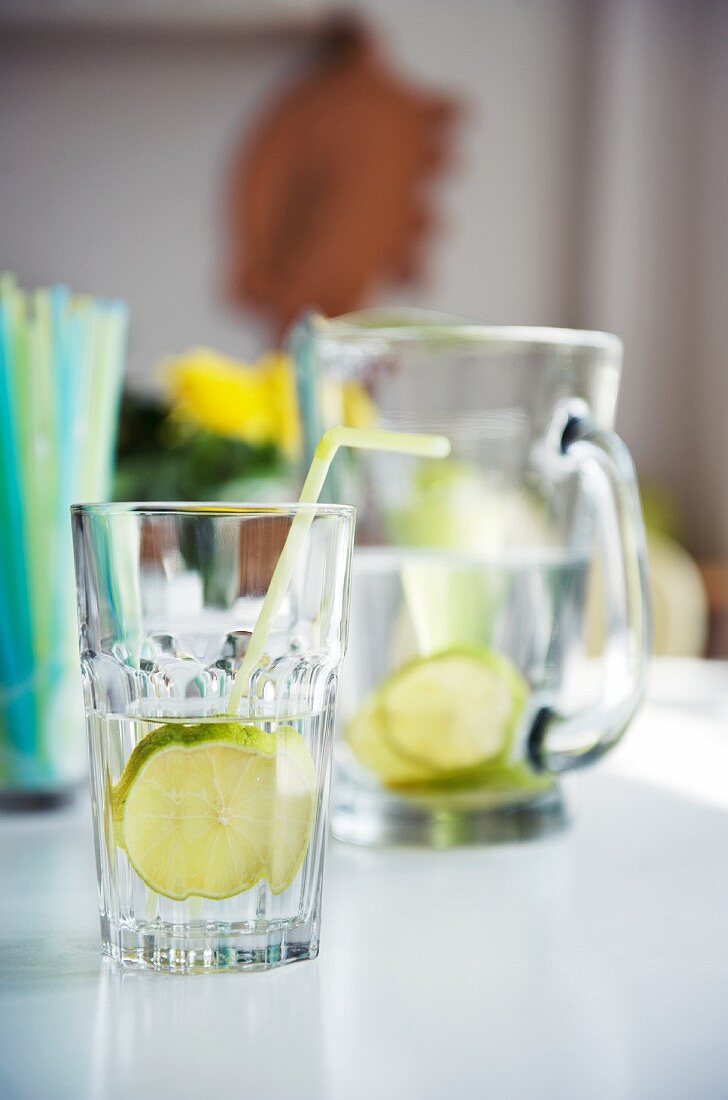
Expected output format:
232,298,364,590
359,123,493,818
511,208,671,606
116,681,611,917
0,291,37,761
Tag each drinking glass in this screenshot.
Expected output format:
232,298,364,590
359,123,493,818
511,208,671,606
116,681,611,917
72,502,354,971
293,311,650,846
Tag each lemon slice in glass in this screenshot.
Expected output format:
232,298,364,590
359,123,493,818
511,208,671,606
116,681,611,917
113,722,316,901
380,647,528,773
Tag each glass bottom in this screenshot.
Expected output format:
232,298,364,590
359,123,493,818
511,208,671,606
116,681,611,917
331,781,567,848
100,915,320,973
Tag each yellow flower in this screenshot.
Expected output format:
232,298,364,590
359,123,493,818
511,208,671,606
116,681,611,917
163,348,302,460
162,346,379,462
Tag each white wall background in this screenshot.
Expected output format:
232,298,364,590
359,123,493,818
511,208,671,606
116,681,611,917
1,0,727,552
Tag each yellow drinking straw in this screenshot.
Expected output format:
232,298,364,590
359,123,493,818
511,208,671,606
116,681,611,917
227,425,451,714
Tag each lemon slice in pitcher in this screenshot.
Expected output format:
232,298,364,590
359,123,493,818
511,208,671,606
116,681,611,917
346,696,435,786
113,722,316,901
380,647,528,773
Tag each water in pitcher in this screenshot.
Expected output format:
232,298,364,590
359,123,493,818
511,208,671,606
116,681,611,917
334,546,590,842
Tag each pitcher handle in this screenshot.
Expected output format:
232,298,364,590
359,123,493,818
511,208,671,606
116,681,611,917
530,411,652,773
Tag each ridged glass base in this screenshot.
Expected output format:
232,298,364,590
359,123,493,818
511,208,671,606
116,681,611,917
332,782,567,848
100,915,319,973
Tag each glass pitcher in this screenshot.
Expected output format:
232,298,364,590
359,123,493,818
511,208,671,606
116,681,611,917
292,311,650,846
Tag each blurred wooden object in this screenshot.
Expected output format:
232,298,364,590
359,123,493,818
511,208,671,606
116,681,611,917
228,17,458,338
139,514,292,600
698,561,728,656
237,516,292,596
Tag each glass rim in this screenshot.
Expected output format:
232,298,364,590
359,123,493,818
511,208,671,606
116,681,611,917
70,501,356,519
309,311,622,356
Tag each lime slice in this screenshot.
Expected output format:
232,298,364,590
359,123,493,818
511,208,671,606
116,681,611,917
113,722,316,901
380,647,528,772
346,696,434,785
397,761,552,800
267,734,319,895
387,458,553,552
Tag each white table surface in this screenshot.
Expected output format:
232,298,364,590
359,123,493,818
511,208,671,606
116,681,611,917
2,659,728,1100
